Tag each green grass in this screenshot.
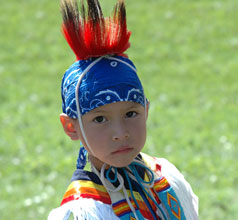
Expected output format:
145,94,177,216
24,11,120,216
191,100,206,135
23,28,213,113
1,0,238,219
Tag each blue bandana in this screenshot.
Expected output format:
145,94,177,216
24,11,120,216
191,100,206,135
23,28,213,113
61,55,145,118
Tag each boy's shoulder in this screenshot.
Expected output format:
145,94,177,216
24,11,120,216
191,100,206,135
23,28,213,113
141,152,198,219
48,169,119,220
61,169,111,207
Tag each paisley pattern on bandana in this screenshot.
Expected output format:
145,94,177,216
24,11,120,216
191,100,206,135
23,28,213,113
61,56,145,118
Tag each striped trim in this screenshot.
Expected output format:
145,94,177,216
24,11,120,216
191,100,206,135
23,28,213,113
154,177,170,193
112,199,135,217
61,180,111,206
112,198,154,219
112,188,160,219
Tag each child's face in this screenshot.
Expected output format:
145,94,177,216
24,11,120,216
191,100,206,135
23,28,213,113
78,101,148,168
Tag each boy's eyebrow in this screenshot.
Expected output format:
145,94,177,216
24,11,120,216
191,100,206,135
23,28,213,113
126,104,141,110
91,109,108,114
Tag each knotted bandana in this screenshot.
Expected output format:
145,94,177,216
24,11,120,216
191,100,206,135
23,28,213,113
61,55,145,118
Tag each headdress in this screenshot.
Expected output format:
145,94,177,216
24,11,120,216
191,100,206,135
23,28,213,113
60,0,146,118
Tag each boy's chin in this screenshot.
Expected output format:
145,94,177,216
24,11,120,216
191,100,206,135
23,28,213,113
108,152,142,168
109,158,135,168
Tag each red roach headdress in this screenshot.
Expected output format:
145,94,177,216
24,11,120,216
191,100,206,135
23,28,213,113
60,0,131,60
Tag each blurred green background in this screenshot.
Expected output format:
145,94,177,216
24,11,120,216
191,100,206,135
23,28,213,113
0,0,238,219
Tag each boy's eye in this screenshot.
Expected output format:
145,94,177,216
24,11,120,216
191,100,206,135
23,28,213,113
126,111,137,118
93,116,106,123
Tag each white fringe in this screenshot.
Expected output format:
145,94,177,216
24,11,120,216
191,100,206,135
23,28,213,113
48,198,120,220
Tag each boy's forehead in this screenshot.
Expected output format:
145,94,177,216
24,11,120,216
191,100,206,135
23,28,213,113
89,101,143,113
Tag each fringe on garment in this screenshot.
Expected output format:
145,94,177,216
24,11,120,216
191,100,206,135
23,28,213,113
48,198,120,220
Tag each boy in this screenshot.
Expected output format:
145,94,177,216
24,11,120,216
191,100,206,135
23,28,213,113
48,0,198,219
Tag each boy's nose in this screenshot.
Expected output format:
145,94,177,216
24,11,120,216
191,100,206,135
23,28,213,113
112,132,129,141
112,121,130,141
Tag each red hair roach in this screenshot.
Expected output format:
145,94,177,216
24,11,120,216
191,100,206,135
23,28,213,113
60,0,131,60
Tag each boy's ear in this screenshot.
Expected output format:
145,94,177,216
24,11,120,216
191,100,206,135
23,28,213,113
59,113,80,140
146,100,150,120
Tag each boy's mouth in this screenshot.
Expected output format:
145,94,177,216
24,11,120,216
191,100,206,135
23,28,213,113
111,146,133,155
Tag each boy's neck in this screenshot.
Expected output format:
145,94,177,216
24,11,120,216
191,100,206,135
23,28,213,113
88,154,107,171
